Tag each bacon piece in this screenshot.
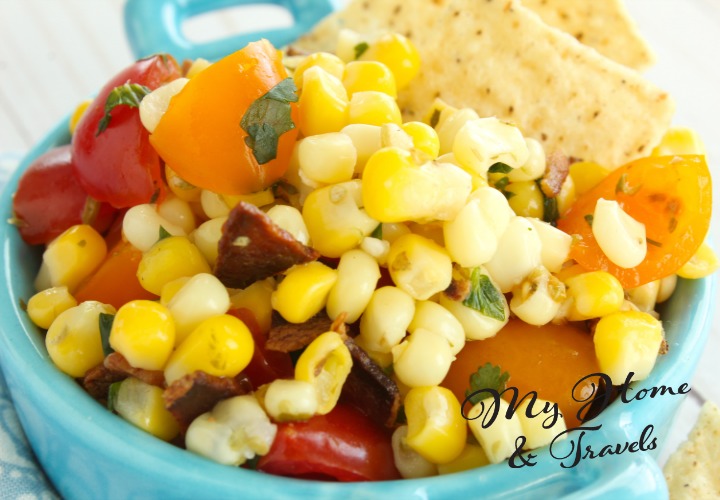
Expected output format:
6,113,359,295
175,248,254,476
445,276,471,302
265,312,335,352
104,352,165,387
214,201,319,289
539,151,570,198
163,371,252,431
341,338,401,428
82,364,125,402
82,352,164,403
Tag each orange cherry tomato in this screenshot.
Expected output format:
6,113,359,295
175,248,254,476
150,40,299,195
557,155,712,288
442,320,600,429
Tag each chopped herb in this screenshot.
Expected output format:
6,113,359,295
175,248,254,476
542,194,559,226
462,268,505,321
353,41,370,60
371,224,383,239
98,313,115,356
494,176,510,191
158,225,172,241
107,381,122,412
465,363,510,405
647,238,663,247
429,108,441,128
244,456,261,470
615,173,641,195
241,78,298,165
488,162,513,174
271,180,299,198
584,214,594,227
97,82,152,135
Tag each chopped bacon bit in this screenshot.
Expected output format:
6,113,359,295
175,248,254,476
214,201,319,289
266,312,335,352
540,151,570,198
82,364,125,402
284,45,309,57
104,352,165,388
445,276,471,302
163,371,252,431
341,338,401,428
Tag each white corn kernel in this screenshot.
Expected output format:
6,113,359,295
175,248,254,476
626,280,660,313
387,233,453,301
263,379,319,422
408,300,465,355
360,236,390,264
200,190,230,219
392,328,454,387
656,275,677,303
157,195,196,235
298,133,357,185
436,108,479,155
508,138,546,182
527,218,572,273
266,205,310,245
485,216,542,292
139,77,189,133
467,398,524,464
391,426,438,479
336,28,366,63
341,123,382,174
191,216,227,267
358,286,415,353
453,117,529,177
123,204,186,252
592,198,647,269
326,249,381,323
439,290,508,341
510,267,566,326
380,123,414,150
167,273,231,345
516,399,567,450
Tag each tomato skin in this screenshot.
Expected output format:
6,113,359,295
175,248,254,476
257,404,400,481
72,55,181,208
12,145,116,245
557,155,712,288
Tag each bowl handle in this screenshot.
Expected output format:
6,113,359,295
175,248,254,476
123,0,335,61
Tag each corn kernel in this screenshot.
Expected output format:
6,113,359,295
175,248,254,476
626,280,660,313
437,443,490,474
593,310,664,383
265,205,309,245
360,33,420,89
164,314,254,384
167,273,230,345
139,78,189,133
391,426,438,478
137,236,210,296
271,262,337,323
510,267,566,326
516,398,567,450
293,52,345,90
200,190,230,219
556,174,576,216
392,328,455,388
422,98,457,127
69,99,92,134
191,216,227,266
408,300,465,355
263,379,319,421
387,233,452,300
185,57,211,78
159,277,190,306
676,242,720,279
485,216,542,293
123,204,186,253
112,377,180,441
343,60,397,97
298,66,349,136
360,236,390,264
651,126,706,156
110,300,175,370
453,118,529,177
38,224,107,293
436,108,479,155
527,218,572,273
348,91,402,126
656,274,677,303
507,138,546,182
569,161,611,196
341,123,382,174
222,188,275,210
402,121,440,159
404,386,467,464
298,133,357,185
326,249,380,323
592,198,647,269
467,398,524,464
358,286,415,353
165,165,201,202
229,278,275,334
157,195,196,235
565,271,625,321
27,286,77,329
506,181,544,218
46,301,115,378
295,331,352,414
335,28,366,63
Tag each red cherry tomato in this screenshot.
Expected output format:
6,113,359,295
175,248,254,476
257,404,400,481
12,145,116,245
72,55,181,208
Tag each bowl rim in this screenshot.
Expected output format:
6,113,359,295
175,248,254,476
0,117,716,499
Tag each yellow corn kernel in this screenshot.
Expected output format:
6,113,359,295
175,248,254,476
293,52,345,90
391,426,438,479
192,216,226,267
516,398,567,450
69,99,92,134
263,379,319,421
404,386,467,464
222,188,275,210
229,278,275,334
298,133,357,185
137,236,210,295
358,286,415,353
422,98,457,127
392,328,455,388
360,33,420,90
271,262,337,323
112,377,180,441
453,118,529,177
656,274,677,303
569,161,611,196
467,398,524,464
408,300,465,355
27,286,77,329
200,190,230,219
361,147,471,223
348,91,402,126
565,271,625,321
554,263,586,283
353,334,394,368
556,174,576,216
593,310,664,383
380,123,414,150
298,66,349,136
387,233,452,300
110,300,175,370
401,121,440,159
505,181,544,218
164,314,254,384
676,242,720,279
186,57,211,78
508,138,546,182
651,126,706,156
160,277,190,306
342,60,397,98
335,28,366,63
340,123,382,174
626,280,660,313
37,224,107,293
302,180,378,257
167,273,231,344
165,165,201,202
437,443,490,474
295,331,352,414
326,249,381,323
45,301,116,378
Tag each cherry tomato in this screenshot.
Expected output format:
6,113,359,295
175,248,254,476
12,145,116,245
228,308,293,388
442,320,601,429
72,54,181,208
557,155,712,288
257,404,400,481
150,40,298,195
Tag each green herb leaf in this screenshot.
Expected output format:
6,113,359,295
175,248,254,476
241,78,298,165
614,173,641,195
98,313,115,356
97,82,152,136
462,268,505,321
488,162,513,174
244,455,261,470
542,193,559,226
647,238,663,247
494,176,510,191
371,224,383,239
354,42,370,60
584,214,594,227
429,108,441,128
107,381,122,412
465,363,510,405
158,225,172,241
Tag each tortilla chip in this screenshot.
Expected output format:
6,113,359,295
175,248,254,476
296,0,674,168
664,402,720,499
520,0,655,71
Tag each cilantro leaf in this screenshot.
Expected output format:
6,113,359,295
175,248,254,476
107,381,122,412
371,224,383,239
584,214,594,227
98,313,115,356
462,268,505,321
241,78,298,165
354,42,370,60
539,182,559,226
465,363,510,405
97,82,151,136
488,162,513,174
158,225,172,241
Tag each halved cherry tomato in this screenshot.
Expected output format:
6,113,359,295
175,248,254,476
557,155,712,288
228,308,293,388
150,40,298,195
442,319,600,429
12,145,116,245
257,404,400,481
72,54,181,208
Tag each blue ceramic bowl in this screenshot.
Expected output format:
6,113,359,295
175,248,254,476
0,0,717,497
